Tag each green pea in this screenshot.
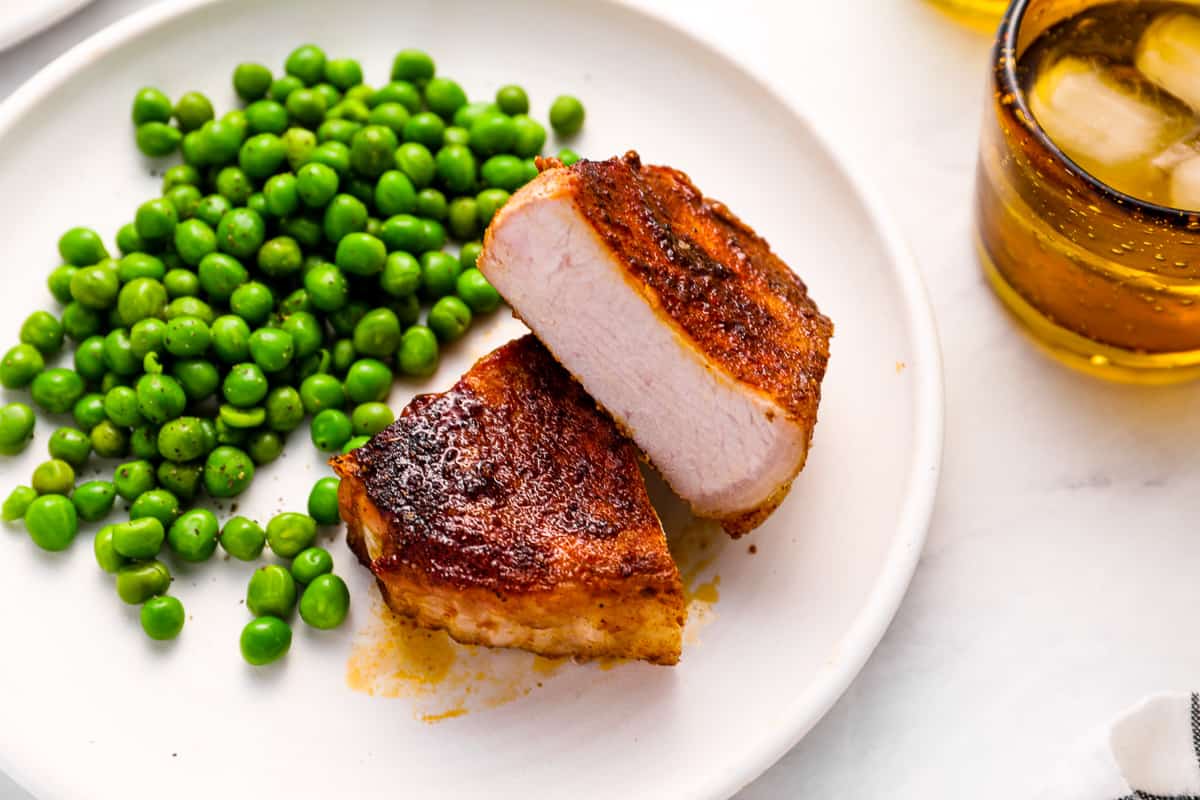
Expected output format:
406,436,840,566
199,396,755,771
330,233,383,277
132,86,172,125
156,417,206,463
20,310,64,355
114,223,144,255
91,525,126,573
265,512,318,558
330,338,356,375
442,125,470,147
140,595,185,640
417,251,459,298
204,445,254,497
59,301,100,342
395,142,435,188
24,494,78,551
280,311,323,359
167,508,218,562
114,460,156,502
247,328,294,373
221,363,266,407
214,166,253,205
31,369,84,414
420,219,446,253
134,198,177,244
48,427,91,467
456,269,502,313
161,164,198,191
372,171,414,218
156,460,202,502
116,278,168,326
323,194,368,244
165,184,203,220
32,459,74,496
310,408,353,452
446,197,479,240
246,564,297,617
341,435,370,454
367,103,410,138
66,265,118,311
0,402,34,456
47,264,77,304
344,358,393,403
135,372,187,424
216,207,265,259
57,302,99,343
2,485,37,522
72,394,106,431
0,344,44,389
286,87,327,128
469,111,517,157
311,82,342,110
68,480,113,523
179,130,205,166
90,421,129,459
260,174,297,218
391,293,421,327
557,147,581,166
305,476,341,524
116,560,171,604
192,119,242,166
101,329,137,376
317,117,362,145
494,84,530,116
217,516,263,561
398,112,441,151
210,315,252,362
299,574,350,629
172,359,220,401
135,122,181,157
240,616,292,666
349,125,398,178
422,76,465,119
292,548,335,588
234,62,272,101
397,325,439,377
168,219,214,266
172,91,213,133
370,81,419,114
299,264,346,315
548,94,586,135
128,319,164,360
118,254,165,283
72,339,106,384
450,101,491,130
282,126,317,170
244,430,282,465
435,144,477,195
244,99,288,137
129,488,180,529
257,236,303,278
112,516,164,560
428,296,472,342
390,48,434,83
229,281,274,325
374,253,419,301
347,308,399,357
351,402,394,436
479,154,525,192
264,386,304,433
308,140,352,178
281,215,323,249
160,316,210,359
285,43,325,85
298,374,344,415
296,162,340,208
193,254,244,302
414,188,446,221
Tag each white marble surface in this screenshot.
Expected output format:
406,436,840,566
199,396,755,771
3,1,1196,798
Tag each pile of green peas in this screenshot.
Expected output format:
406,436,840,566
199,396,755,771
2,44,584,665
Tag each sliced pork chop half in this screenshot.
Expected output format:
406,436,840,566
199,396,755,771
330,335,685,666
480,152,833,536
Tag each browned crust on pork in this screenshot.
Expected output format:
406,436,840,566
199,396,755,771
331,335,685,664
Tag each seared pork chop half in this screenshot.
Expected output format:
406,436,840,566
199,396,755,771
330,335,685,665
479,152,833,536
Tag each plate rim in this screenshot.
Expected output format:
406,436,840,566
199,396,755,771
0,2,945,798
0,0,95,53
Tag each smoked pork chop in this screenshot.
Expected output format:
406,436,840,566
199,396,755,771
330,335,685,665
479,152,833,535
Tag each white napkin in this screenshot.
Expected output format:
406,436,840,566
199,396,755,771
1037,694,1200,800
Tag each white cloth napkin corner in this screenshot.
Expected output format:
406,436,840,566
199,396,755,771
1038,694,1200,800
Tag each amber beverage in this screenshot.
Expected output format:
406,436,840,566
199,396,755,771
977,0,1200,383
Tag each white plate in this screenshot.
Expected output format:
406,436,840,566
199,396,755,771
0,0,93,52
0,2,943,798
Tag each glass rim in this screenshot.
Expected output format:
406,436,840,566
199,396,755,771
997,0,1200,224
